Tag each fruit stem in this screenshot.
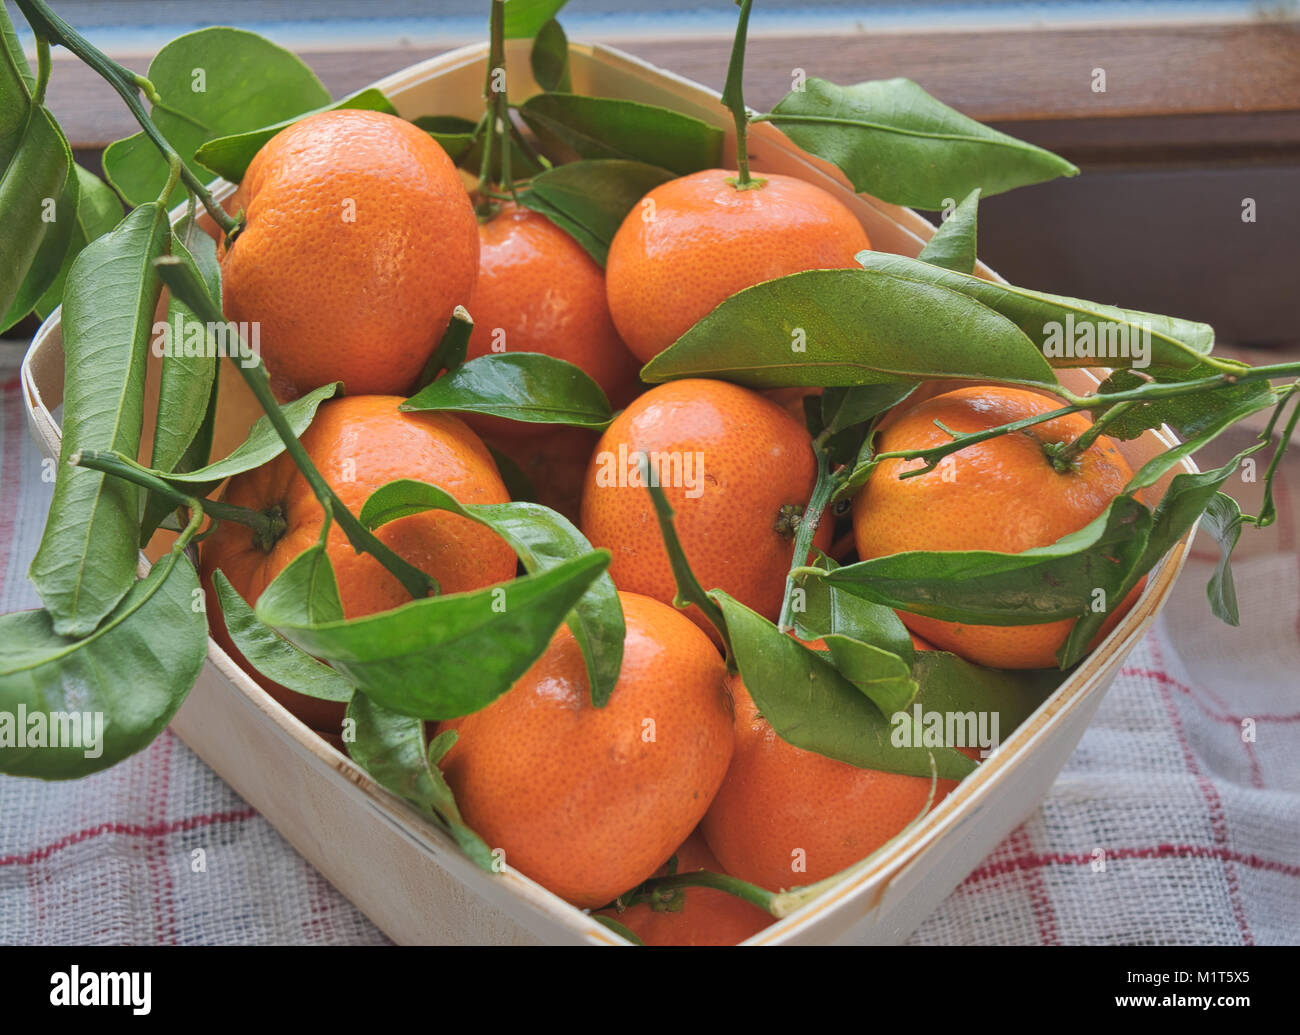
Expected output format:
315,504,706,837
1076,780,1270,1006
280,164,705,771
1250,383,1300,530
68,448,287,547
721,0,765,191
32,35,50,104
777,439,834,633
412,305,475,392
476,0,509,217
870,367,1294,483
14,0,243,243
641,469,735,664
612,869,778,916
152,255,438,600
1053,399,1135,469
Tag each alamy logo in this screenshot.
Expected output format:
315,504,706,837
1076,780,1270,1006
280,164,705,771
152,313,260,367
0,705,103,759
593,444,706,499
50,967,151,1015
890,704,1000,757
1041,315,1151,369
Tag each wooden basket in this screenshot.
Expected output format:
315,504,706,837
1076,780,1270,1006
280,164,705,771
19,39,1196,945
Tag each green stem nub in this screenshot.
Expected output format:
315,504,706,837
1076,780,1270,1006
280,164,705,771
720,0,766,192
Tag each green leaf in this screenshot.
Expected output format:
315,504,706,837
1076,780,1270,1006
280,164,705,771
412,115,479,165
918,188,980,274
401,353,612,429
345,694,495,870
149,226,220,478
0,104,74,329
818,383,916,438
822,634,918,716
102,28,330,206
139,224,220,543
193,87,397,182
0,545,207,779
855,252,1215,371
33,165,125,320
1092,361,1274,442
256,551,610,720
790,559,914,663
149,381,340,485
359,479,625,708
29,204,169,636
825,496,1152,627
519,93,723,175
253,543,344,627
505,0,571,38
1201,492,1243,627
0,10,32,167
908,650,1063,748
713,591,975,779
518,159,675,266
640,268,1059,390
212,571,355,702
141,357,221,545
765,77,1077,209
530,18,571,92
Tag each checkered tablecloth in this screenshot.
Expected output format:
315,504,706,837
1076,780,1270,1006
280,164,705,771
2,345,1297,945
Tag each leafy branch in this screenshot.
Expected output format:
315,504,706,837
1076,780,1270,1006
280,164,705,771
154,254,437,600
14,0,242,240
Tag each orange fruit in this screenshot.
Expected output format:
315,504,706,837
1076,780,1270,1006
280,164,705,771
219,109,478,398
701,674,968,892
579,378,832,635
482,424,599,526
851,386,1140,669
605,170,871,363
909,631,937,652
199,395,517,730
465,202,641,440
595,829,772,946
438,592,734,909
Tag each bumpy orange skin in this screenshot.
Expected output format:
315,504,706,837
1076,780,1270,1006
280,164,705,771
701,676,965,893
199,395,517,730
465,203,641,441
578,379,832,635
852,386,1139,669
595,829,772,946
605,170,871,363
220,110,478,398
438,593,734,909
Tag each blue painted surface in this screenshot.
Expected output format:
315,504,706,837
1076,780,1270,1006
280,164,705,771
5,1,1272,54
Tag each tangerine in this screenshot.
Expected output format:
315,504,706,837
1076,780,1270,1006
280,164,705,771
851,386,1140,668
701,674,968,892
466,202,641,440
605,170,871,363
219,110,478,398
199,395,517,730
579,378,832,635
438,592,734,909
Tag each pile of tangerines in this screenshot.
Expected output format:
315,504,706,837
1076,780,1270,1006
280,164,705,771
198,109,1140,945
